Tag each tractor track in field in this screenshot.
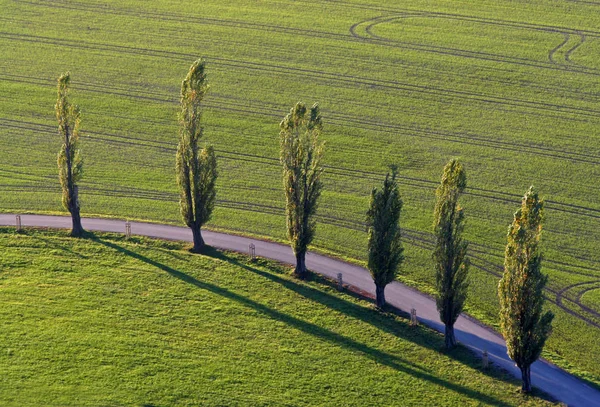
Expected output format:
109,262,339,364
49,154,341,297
328,0,600,32
548,33,571,64
558,281,600,323
7,12,599,108
350,14,600,76
565,0,600,5
576,283,600,313
5,101,600,212
566,35,587,63
12,0,351,43
548,32,588,65
17,0,600,77
3,115,600,222
3,72,600,168
2,32,600,124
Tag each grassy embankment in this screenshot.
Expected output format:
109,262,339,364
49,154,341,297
0,227,557,406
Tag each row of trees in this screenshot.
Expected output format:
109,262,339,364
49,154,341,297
363,154,553,392
54,59,553,393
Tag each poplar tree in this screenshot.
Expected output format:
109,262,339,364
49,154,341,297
366,167,404,308
176,59,217,252
280,102,324,279
433,159,469,349
55,73,84,237
498,187,554,393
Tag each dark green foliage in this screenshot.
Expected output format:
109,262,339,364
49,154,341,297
176,59,218,252
366,166,404,308
280,102,324,278
499,187,554,393
55,72,84,237
433,159,469,349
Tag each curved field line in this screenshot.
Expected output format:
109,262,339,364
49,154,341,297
332,0,600,37
382,227,600,330
351,14,600,76
548,33,570,63
8,10,596,107
565,34,587,63
467,253,600,329
557,281,600,325
16,0,600,67
576,283,600,314
549,33,588,66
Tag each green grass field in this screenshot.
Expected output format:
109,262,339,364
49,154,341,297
1,0,599,386
0,227,558,406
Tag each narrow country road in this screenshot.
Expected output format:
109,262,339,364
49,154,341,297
2,214,598,406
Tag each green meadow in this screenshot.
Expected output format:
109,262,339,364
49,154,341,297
0,228,556,406
1,0,599,386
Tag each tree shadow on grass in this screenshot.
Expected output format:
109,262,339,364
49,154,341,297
206,251,517,368
192,249,554,401
31,234,89,259
89,236,523,407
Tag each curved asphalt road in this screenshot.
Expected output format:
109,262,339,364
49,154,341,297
2,214,599,406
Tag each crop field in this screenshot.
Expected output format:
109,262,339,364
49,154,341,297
0,0,599,386
0,228,557,405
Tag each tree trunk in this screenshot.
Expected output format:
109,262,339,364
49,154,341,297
69,185,84,237
444,323,457,349
375,284,386,309
520,366,532,393
294,250,307,279
69,206,84,237
191,224,205,252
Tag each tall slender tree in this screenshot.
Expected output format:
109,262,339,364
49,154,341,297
433,159,469,349
55,73,84,237
280,102,324,279
366,166,404,309
176,59,218,252
499,187,554,393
